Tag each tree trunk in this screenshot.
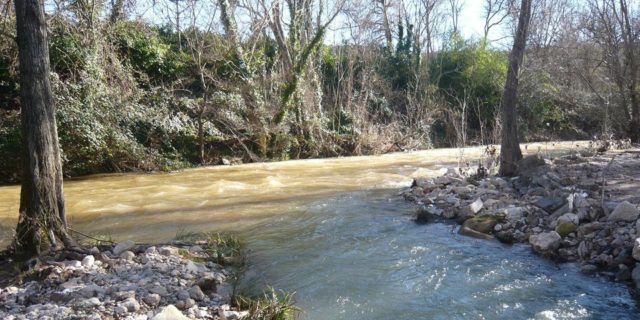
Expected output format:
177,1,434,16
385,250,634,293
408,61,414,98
109,0,125,23
380,0,393,50
197,112,205,165
13,0,73,258
630,88,640,141
498,0,531,177
618,0,640,142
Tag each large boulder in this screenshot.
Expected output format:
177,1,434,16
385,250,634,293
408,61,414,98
555,213,579,237
608,201,639,222
529,231,561,255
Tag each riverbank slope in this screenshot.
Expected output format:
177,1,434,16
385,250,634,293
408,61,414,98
403,147,640,293
0,238,249,320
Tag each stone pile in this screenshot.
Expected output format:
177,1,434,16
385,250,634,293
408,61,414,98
404,150,640,290
0,240,249,320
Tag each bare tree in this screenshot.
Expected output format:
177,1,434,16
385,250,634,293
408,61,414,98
583,0,640,141
13,0,76,258
447,0,463,35
376,0,394,50
499,0,531,176
482,0,511,40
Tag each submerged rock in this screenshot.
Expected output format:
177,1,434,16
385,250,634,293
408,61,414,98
459,226,494,240
462,214,504,235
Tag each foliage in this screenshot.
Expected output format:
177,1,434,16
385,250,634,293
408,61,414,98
0,1,633,183
234,288,300,320
174,230,244,266
429,38,507,134
112,21,188,82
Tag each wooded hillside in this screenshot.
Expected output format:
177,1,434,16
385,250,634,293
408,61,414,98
0,0,637,183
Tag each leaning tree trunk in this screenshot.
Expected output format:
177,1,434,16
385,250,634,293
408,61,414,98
630,88,640,141
498,0,531,177
13,0,74,258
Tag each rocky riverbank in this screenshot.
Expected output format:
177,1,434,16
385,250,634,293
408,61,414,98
403,148,640,293
0,239,249,320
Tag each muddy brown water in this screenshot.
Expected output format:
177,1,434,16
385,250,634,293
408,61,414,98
1,142,638,319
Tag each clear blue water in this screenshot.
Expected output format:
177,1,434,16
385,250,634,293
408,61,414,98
240,190,639,320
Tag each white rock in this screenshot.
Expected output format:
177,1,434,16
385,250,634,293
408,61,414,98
633,238,640,261
608,201,639,222
503,207,526,221
220,310,249,320
469,198,483,214
529,231,561,253
145,246,157,254
151,305,190,320
65,260,82,268
76,297,101,308
120,251,135,261
113,240,136,256
81,255,95,268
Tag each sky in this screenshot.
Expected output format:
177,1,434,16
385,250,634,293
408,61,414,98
460,0,489,39
46,0,509,49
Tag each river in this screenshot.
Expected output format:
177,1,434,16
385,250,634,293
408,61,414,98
0,142,638,319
